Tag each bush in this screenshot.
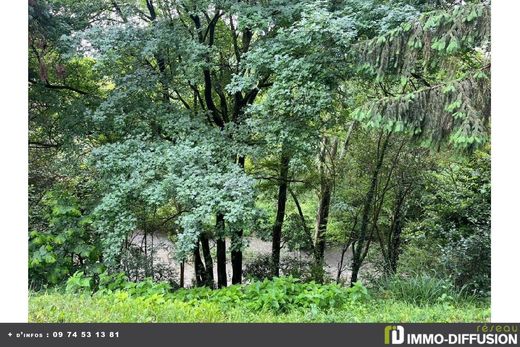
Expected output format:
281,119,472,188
244,254,326,283
65,273,355,314
406,149,490,295
442,229,490,296
29,189,101,289
242,277,348,313
347,282,370,303
65,271,93,293
243,254,273,281
120,243,179,285
33,275,489,323
375,274,466,305
65,270,172,296
397,244,443,277
173,276,353,313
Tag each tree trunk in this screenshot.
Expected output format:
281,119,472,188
193,241,206,287
368,139,408,277
200,233,214,288
180,261,184,288
216,213,227,288
314,138,338,272
350,250,361,284
389,218,402,274
337,214,358,284
387,190,405,275
231,228,243,284
144,230,149,277
350,132,390,286
272,151,291,277
336,240,352,284
289,188,313,250
314,183,332,262
315,125,355,281
231,156,245,284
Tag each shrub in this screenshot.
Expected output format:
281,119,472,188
397,243,443,277
442,229,490,296
65,270,172,296
241,277,347,312
65,271,359,314
375,274,465,305
243,254,273,281
65,271,93,293
347,281,370,303
119,243,179,285
281,257,330,283
29,189,101,289
244,254,325,283
173,276,353,313
406,149,490,295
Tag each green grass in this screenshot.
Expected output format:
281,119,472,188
29,290,490,323
373,273,471,306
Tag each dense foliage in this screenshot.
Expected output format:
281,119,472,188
29,0,491,322
404,148,491,295
29,189,101,288
30,276,489,322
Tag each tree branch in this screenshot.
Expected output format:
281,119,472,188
29,78,90,96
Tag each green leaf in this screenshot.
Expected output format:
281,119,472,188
446,37,460,54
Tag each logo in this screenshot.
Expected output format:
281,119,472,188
385,325,405,345
383,324,518,345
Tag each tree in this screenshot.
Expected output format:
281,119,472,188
341,1,490,285
57,0,337,285
351,2,490,149
28,0,491,292
29,0,106,287
406,148,491,294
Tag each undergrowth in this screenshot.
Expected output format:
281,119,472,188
29,272,489,323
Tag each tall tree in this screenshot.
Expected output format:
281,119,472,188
29,0,491,289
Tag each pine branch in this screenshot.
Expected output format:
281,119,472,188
351,3,491,78
353,70,490,148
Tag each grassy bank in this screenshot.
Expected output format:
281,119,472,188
29,278,490,323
